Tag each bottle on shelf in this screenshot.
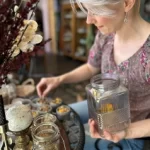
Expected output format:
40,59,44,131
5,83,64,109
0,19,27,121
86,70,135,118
59,3,95,62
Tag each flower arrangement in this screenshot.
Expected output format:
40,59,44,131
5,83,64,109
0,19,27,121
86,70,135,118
0,0,44,86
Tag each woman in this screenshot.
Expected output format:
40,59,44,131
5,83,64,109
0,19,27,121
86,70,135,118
37,0,150,149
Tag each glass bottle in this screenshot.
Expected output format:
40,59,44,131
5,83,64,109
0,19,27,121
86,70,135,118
0,85,9,105
32,123,60,150
86,73,130,135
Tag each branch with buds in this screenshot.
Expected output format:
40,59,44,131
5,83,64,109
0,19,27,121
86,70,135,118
0,0,46,86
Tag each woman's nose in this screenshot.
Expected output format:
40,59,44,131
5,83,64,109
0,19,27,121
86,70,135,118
86,14,95,24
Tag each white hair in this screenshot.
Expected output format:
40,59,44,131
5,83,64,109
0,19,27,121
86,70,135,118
70,0,123,17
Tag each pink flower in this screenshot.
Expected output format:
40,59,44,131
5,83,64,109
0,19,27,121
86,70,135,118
90,51,95,58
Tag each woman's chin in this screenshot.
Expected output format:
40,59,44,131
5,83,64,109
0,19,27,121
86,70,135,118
99,30,110,35
99,28,113,35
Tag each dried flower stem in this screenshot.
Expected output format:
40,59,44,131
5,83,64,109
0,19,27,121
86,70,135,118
0,0,42,85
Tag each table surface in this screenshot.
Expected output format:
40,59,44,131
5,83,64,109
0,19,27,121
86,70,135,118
51,104,85,150
59,107,85,150
58,122,71,150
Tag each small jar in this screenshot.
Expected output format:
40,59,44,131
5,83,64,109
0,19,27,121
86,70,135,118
0,85,10,105
86,73,130,135
50,98,62,110
6,83,16,101
56,105,71,120
32,123,60,150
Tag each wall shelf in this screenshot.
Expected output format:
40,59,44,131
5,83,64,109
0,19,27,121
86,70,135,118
59,3,95,62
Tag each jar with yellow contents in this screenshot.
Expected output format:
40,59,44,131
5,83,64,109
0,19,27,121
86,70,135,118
31,123,60,150
86,73,130,136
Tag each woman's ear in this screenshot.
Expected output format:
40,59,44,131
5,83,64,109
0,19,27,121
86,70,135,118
124,0,136,12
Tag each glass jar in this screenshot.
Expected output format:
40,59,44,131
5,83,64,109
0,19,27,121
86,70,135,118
6,83,16,101
0,85,10,105
33,113,57,126
86,73,130,135
32,123,60,150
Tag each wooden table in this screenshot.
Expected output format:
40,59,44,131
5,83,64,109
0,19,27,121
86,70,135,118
1,106,85,150
59,122,71,150
1,92,85,150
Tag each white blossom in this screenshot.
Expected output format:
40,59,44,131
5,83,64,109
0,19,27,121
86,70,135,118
18,42,28,51
11,46,20,57
21,43,34,52
11,19,42,58
14,5,19,13
24,20,38,32
31,34,43,44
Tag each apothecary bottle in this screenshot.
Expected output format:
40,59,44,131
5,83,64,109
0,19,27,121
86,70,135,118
86,73,130,135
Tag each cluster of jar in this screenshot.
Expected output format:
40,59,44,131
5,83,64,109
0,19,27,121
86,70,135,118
31,113,60,150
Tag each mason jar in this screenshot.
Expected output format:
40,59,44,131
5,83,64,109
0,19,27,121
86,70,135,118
33,113,57,126
86,73,130,135
32,123,60,150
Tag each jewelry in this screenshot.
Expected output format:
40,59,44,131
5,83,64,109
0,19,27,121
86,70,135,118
124,12,128,23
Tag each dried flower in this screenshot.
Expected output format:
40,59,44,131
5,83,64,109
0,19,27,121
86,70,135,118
0,0,43,85
11,19,43,57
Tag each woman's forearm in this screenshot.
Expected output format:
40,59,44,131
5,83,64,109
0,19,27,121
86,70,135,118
125,119,150,139
58,63,100,84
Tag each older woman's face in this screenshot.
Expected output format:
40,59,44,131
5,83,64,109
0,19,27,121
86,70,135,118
86,4,125,35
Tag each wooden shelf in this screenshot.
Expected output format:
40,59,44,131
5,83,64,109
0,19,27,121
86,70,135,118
59,3,94,62
48,0,57,53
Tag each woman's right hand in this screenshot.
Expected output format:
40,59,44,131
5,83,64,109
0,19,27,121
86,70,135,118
36,76,62,97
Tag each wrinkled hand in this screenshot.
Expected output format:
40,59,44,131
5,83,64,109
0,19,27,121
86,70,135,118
88,119,127,143
36,77,61,97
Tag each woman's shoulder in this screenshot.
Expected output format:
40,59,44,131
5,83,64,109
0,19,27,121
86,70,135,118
145,23,150,47
145,34,150,51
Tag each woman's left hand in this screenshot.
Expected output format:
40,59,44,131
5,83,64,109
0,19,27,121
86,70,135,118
88,119,127,143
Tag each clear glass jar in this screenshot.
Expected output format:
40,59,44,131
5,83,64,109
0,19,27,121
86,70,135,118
6,83,16,101
33,113,57,126
0,85,10,105
32,123,60,150
86,73,130,135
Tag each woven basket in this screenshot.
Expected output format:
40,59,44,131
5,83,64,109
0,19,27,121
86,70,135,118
16,78,35,97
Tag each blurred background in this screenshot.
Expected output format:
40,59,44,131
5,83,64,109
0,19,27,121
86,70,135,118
13,0,150,104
